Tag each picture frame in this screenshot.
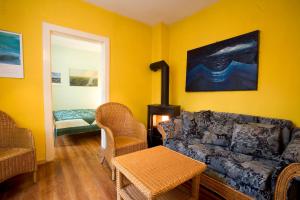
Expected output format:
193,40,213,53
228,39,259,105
69,68,98,87
51,72,62,84
0,30,24,78
186,30,259,91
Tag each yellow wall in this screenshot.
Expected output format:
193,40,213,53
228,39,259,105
168,0,300,125
151,23,170,104
0,0,152,161
1,0,300,161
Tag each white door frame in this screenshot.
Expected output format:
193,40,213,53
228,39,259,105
42,22,110,161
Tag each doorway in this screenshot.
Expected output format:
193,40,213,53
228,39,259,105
43,23,109,161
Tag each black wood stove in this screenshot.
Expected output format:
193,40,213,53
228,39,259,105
147,61,180,147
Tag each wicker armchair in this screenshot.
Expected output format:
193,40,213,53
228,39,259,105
0,111,37,183
96,102,147,180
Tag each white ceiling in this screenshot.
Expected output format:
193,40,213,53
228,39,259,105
85,0,218,25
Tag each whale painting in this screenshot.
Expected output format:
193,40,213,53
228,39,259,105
186,31,259,91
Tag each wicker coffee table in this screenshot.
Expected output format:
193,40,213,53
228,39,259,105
112,146,207,200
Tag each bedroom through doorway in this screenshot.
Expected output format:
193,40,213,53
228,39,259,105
43,23,109,161
51,33,105,147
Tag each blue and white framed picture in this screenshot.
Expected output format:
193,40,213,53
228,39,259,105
0,30,23,78
51,72,62,84
186,31,259,91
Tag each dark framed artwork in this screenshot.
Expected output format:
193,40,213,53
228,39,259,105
186,30,259,91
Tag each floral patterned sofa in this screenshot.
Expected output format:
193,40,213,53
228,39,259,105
157,110,300,200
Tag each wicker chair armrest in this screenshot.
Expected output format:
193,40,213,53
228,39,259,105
129,119,147,142
96,122,116,155
274,163,300,200
11,128,35,149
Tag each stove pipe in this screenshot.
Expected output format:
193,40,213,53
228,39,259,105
150,60,169,106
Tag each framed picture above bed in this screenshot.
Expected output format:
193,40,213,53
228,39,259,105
69,68,98,87
0,30,24,78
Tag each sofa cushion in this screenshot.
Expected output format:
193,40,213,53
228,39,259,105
208,150,279,191
187,142,230,163
194,110,211,132
200,130,230,146
204,168,272,200
187,143,212,163
205,112,234,146
257,116,294,149
226,157,278,191
164,136,278,200
181,111,197,137
182,110,233,147
164,138,190,156
230,123,281,160
209,150,253,175
201,111,257,147
224,175,272,200
182,110,214,139
281,130,300,162
180,110,293,148
182,110,259,147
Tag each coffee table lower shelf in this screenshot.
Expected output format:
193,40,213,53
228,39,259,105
119,183,195,200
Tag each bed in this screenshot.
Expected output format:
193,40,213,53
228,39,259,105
53,109,100,139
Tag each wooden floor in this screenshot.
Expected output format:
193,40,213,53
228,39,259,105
0,133,222,200
0,133,116,200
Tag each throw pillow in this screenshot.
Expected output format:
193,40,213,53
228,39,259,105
182,110,211,138
230,123,281,160
194,110,211,133
258,117,294,149
181,111,197,137
281,131,300,162
203,112,235,147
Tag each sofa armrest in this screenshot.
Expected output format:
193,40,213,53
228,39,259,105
157,123,167,141
274,163,300,200
157,118,182,142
